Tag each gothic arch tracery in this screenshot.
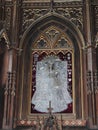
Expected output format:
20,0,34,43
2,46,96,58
17,14,86,125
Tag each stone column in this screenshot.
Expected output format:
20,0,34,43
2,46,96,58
2,48,16,129
84,0,97,127
0,37,9,128
2,0,18,128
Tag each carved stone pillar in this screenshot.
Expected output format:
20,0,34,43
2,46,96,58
84,0,97,127
86,48,97,127
2,0,19,128
0,33,9,128
2,71,16,129
2,44,18,129
94,71,98,125
87,71,97,126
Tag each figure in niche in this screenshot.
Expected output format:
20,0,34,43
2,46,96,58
31,55,72,113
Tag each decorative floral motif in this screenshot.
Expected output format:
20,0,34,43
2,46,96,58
17,119,86,127
22,9,48,33
55,7,83,30
45,28,60,42
22,6,83,33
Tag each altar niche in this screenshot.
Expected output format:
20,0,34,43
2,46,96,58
31,52,73,114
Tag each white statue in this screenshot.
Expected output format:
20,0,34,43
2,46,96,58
31,55,72,113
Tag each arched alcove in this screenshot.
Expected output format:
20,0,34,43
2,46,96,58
17,14,86,123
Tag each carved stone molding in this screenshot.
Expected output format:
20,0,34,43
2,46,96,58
95,6,98,31
87,71,98,94
32,26,73,50
5,7,11,31
17,119,86,127
8,45,23,56
22,8,49,33
82,44,97,55
95,32,98,47
55,7,83,30
4,71,16,96
22,1,82,7
22,7,83,34
3,71,16,128
94,71,98,94
91,0,98,5
86,71,92,94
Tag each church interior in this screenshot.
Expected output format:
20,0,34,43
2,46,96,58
0,0,98,130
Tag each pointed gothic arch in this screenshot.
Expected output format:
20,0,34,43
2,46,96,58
20,13,85,49
16,13,86,124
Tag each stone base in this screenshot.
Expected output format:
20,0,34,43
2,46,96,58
4,126,88,130
1,126,98,130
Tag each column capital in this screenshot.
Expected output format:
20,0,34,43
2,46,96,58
8,45,23,56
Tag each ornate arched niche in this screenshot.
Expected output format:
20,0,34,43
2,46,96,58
31,26,74,114
17,14,86,125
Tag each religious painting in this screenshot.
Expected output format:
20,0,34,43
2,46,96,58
31,52,73,114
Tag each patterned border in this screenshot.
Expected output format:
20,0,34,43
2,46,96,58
62,120,86,126
17,119,86,126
